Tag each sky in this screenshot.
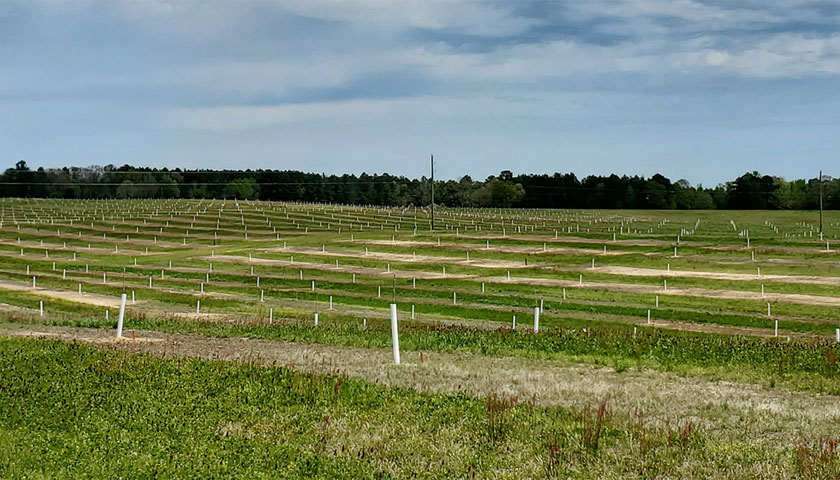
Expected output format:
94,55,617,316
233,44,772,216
1,0,839,186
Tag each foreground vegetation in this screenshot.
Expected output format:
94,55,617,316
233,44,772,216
4,336,839,479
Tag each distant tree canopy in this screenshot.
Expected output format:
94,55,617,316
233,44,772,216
0,162,836,209
223,178,259,200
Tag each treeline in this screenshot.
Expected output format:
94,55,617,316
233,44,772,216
1,161,836,209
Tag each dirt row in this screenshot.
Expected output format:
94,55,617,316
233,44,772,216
484,275,840,307
596,265,840,286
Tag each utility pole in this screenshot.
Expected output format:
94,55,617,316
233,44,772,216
819,170,824,235
430,154,435,231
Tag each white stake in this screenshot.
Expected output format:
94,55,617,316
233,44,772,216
116,293,127,338
411,304,415,319
390,304,400,365
767,302,771,317
647,309,651,324
269,308,273,324
774,319,778,337
39,300,44,316
533,306,540,332
562,287,566,300
314,313,319,326
512,315,516,330
196,300,200,314
329,296,333,309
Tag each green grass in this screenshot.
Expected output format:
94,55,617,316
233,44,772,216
0,336,810,479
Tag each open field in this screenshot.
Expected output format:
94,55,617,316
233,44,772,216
2,198,840,478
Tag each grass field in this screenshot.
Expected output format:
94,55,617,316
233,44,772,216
1,198,840,478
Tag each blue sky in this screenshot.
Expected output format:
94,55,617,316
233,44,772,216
1,0,839,185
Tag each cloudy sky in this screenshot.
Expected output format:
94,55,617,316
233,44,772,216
1,0,838,185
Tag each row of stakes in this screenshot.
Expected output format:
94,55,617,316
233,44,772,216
28,282,840,365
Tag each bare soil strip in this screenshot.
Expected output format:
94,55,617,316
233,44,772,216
596,265,840,286
0,278,122,308
2,323,838,450
359,239,629,256
485,275,840,307
261,247,531,269
456,233,673,247
204,255,473,279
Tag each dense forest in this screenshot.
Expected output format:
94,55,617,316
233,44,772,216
0,161,835,210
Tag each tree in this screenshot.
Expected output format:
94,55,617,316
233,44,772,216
157,176,180,198
623,185,637,208
115,180,135,198
644,181,668,208
694,188,715,209
223,178,259,199
489,179,525,207
728,172,778,209
673,179,695,209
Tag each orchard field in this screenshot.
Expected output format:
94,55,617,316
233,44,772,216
1,197,840,478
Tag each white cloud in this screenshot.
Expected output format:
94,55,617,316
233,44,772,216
705,50,730,66
169,98,421,131
274,0,538,36
674,34,840,77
